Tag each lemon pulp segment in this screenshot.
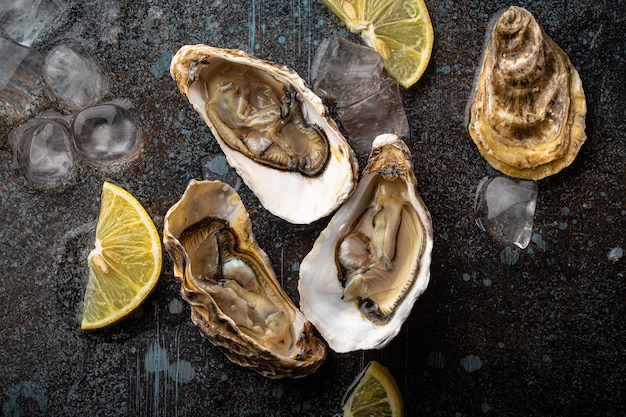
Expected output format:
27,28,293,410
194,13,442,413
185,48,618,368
324,0,434,88
342,361,404,417
81,181,162,330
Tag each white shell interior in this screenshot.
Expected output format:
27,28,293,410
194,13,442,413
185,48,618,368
298,135,433,352
163,180,312,360
181,49,357,224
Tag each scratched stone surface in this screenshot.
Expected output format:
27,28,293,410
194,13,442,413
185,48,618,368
1,1,625,416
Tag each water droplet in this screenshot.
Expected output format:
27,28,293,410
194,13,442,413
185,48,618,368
531,233,547,251
205,154,229,176
608,247,623,263
500,246,520,266
460,354,483,372
168,298,183,314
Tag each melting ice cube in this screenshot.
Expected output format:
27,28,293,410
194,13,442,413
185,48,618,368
0,35,43,114
11,115,74,187
0,0,70,47
71,103,140,166
337,79,409,154
311,34,384,105
43,42,106,110
311,35,409,155
474,176,538,249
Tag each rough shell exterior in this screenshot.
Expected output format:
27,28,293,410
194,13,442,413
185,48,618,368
467,6,587,180
170,44,358,224
163,180,326,378
298,134,433,353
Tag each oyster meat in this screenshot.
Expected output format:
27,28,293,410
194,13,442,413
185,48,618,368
467,6,587,180
163,180,326,378
170,45,358,224
298,134,433,353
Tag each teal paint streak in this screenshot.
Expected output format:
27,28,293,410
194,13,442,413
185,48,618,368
144,339,195,384
144,340,167,413
248,0,257,53
302,0,313,83
149,334,195,414
130,330,196,416
3,381,48,417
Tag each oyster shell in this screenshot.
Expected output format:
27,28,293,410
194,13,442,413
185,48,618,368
163,180,326,378
298,134,433,353
467,6,587,180
170,45,358,224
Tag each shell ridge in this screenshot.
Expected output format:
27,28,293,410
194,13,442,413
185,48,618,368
163,180,327,378
467,6,586,179
298,135,433,353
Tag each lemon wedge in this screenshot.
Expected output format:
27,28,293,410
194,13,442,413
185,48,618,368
342,361,404,417
81,181,162,330
324,0,434,88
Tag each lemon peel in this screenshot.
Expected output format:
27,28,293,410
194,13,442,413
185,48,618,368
324,0,434,88
81,181,162,330
342,361,404,417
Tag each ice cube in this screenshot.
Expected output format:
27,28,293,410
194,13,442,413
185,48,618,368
310,35,409,155
72,103,140,166
0,0,70,47
311,35,384,105
11,114,74,187
474,176,538,249
337,79,409,154
43,42,106,110
0,35,43,114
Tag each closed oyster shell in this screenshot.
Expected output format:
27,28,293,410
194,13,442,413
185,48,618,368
163,180,326,378
467,6,586,180
170,45,358,224
298,134,433,353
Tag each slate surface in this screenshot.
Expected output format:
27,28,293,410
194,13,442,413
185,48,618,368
0,1,624,416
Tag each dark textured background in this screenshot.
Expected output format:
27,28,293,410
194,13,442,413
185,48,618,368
1,1,624,416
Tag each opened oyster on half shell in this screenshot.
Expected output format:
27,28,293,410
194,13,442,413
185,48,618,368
298,134,433,353
170,45,358,224
163,180,326,378
467,6,587,180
